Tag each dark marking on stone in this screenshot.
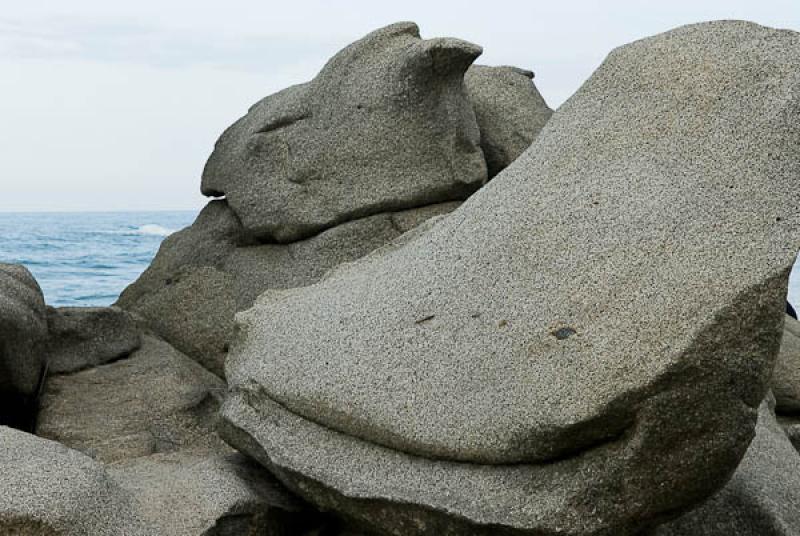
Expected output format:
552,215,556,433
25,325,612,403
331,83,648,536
551,327,577,340
415,315,435,324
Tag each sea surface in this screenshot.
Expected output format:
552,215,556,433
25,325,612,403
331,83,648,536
0,210,798,310
0,211,196,307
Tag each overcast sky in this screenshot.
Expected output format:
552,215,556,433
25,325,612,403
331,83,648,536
1,0,798,212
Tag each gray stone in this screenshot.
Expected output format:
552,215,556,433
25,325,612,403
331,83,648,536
780,418,800,451
0,426,151,535
0,427,327,535
222,21,800,536
200,22,486,242
0,263,47,397
649,396,800,536
43,306,141,374
117,199,459,376
773,314,800,413
120,265,237,378
37,335,229,463
110,451,325,536
465,64,553,177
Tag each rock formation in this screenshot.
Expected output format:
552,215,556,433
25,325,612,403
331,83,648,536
221,20,800,535
117,23,555,378
465,65,553,177
0,265,47,395
117,200,459,376
37,335,228,463
201,22,486,243
0,263,47,430
4,18,800,536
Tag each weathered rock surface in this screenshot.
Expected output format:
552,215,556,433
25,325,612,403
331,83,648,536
37,335,228,463
110,451,326,536
465,64,553,177
0,263,47,398
43,306,141,374
222,21,800,535
201,22,486,242
0,426,151,535
649,396,800,536
773,314,800,413
117,199,459,376
0,426,330,535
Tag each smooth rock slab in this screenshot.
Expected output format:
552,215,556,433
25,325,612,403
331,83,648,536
223,21,800,535
117,199,459,376
649,396,800,536
37,335,228,463
201,22,486,242
43,306,141,374
465,64,553,177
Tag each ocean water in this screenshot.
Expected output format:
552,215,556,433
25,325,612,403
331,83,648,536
0,210,798,311
0,211,196,307
791,258,800,312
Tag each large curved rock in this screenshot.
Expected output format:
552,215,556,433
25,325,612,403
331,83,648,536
201,22,486,242
117,199,459,376
0,426,151,535
37,335,228,463
0,263,47,397
465,65,553,177
221,21,800,536
649,396,800,535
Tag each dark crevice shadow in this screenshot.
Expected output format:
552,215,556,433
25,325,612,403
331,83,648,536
0,361,47,434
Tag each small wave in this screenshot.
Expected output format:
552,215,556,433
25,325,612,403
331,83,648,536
133,224,174,237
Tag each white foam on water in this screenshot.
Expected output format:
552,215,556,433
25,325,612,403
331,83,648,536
134,224,174,237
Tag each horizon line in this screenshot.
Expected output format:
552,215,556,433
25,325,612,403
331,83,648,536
0,208,201,214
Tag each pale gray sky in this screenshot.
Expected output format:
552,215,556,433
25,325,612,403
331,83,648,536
2,0,799,211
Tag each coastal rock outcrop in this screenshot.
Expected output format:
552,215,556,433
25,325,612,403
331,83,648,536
117,199,459,376
221,21,800,535
37,335,228,463
117,24,552,378
465,65,553,177
649,396,800,535
200,22,486,243
43,306,141,374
